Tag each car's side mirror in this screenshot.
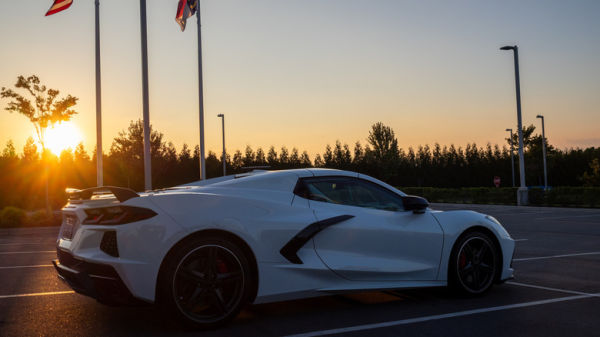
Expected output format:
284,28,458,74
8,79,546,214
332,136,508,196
402,195,429,214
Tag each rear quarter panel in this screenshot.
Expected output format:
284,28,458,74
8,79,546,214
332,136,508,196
148,190,318,264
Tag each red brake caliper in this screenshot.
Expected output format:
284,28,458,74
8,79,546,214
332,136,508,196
216,259,228,273
459,251,466,269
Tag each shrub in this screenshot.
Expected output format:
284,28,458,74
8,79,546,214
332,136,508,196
27,209,54,227
399,186,599,208
400,187,517,205
0,207,27,228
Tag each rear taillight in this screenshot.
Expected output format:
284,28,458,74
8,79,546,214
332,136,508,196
61,213,79,240
82,206,157,225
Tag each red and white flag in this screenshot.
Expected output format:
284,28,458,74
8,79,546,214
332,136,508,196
175,0,198,31
45,0,73,16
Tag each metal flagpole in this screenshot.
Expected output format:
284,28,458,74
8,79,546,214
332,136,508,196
95,0,103,187
140,0,152,190
197,3,206,180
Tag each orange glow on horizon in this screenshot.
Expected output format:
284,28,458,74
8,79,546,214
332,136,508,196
43,122,83,155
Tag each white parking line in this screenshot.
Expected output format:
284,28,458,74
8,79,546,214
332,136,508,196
0,291,74,300
0,243,55,246
507,281,598,297
0,265,54,270
514,239,528,242
535,214,600,221
285,292,599,337
0,251,55,255
491,212,554,216
513,252,600,262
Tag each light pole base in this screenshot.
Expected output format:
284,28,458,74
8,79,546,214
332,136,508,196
517,187,529,206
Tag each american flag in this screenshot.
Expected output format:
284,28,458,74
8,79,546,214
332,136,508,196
175,0,198,31
45,0,73,16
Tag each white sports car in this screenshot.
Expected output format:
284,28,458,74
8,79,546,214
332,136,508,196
54,169,515,328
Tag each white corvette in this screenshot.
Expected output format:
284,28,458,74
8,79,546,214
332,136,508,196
54,169,515,328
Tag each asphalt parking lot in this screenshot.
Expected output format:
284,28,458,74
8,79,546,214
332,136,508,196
1,204,599,336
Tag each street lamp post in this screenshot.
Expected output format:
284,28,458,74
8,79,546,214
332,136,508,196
500,45,528,205
506,128,515,187
217,114,226,176
536,115,548,190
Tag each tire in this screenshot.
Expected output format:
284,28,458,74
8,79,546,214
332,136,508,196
157,236,252,329
448,230,499,295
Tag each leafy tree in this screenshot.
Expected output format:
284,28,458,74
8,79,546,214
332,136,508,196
205,151,222,178
243,146,255,167
0,140,19,208
1,75,78,212
267,146,278,168
366,122,400,182
313,154,324,167
2,140,17,159
22,137,39,162
582,159,600,186
367,122,399,162
300,151,311,167
289,148,300,167
59,148,74,163
255,147,266,165
353,142,364,164
506,124,540,152
177,143,198,182
108,120,167,190
279,147,289,166
1,75,78,150
179,143,192,161
323,145,334,167
74,143,90,162
331,141,352,169
232,150,244,170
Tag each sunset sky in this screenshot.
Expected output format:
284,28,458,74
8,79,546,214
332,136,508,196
0,0,598,158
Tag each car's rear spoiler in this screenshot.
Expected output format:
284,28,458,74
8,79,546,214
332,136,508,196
66,186,139,203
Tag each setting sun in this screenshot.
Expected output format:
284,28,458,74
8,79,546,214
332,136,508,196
44,122,83,155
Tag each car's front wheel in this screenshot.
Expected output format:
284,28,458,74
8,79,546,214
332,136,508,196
449,231,499,295
157,236,251,329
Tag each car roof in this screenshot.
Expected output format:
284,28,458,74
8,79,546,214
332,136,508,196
175,168,404,196
196,169,312,192
306,168,359,177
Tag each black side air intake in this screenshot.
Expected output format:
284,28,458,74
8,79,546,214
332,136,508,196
100,231,119,257
280,215,354,264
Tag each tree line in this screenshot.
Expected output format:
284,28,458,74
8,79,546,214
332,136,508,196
0,120,598,210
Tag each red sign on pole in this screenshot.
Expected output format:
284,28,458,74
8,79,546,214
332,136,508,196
494,176,501,188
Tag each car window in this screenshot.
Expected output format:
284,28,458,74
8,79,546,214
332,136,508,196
297,177,404,211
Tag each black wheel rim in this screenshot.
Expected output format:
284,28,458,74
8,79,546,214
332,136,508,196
457,237,495,293
173,245,244,323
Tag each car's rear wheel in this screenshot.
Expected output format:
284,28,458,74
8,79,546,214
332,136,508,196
158,236,251,329
449,231,498,295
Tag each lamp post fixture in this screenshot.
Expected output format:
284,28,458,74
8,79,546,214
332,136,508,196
506,128,515,187
500,45,528,205
536,114,548,190
217,114,226,176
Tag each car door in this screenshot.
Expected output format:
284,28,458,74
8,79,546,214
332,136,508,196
298,176,444,281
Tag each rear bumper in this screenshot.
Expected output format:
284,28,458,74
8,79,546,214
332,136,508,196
53,250,148,306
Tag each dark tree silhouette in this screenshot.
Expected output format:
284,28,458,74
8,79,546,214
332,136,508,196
0,121,599,211
582,159,600,186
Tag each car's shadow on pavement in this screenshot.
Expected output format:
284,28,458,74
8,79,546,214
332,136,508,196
80,286,523,336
